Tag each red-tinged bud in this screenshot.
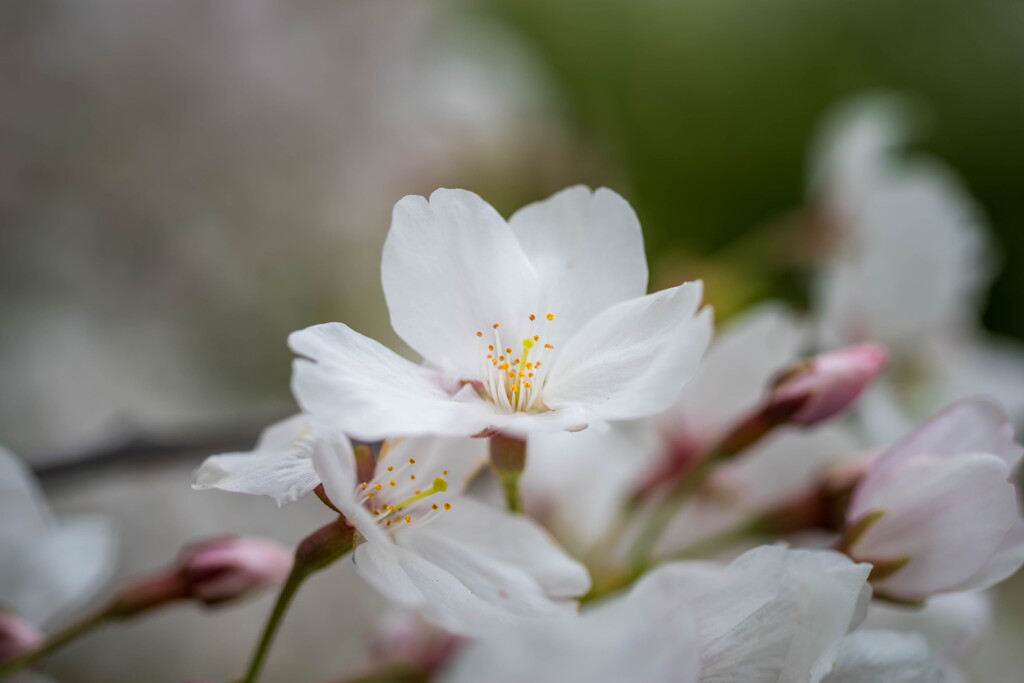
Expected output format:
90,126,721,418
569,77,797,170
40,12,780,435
179,536,293,606
0,611,42,664
112,536,292,616
769,343,888,425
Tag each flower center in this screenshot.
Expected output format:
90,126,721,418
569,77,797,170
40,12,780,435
475,313,557,414
356,456,453,531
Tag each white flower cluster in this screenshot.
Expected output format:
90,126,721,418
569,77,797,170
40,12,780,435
186,98,1024,682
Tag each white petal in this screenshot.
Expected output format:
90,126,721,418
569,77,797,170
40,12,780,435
865,399,1022,483
956,520,1024,591
823,630,944,683
508,186,648,337
290,322,491,440
862,591,990,664
442,565,700,683
700,546,872,683
353,540,523,637
191,414,320,506
401,497,591,602
309,427,387,545
544,282,713,421
381,189,539,376
851,453,1019,598
0,517,116,626
668,303,805,441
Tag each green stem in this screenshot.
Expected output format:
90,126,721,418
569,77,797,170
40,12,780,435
238,518,355,683
489,433,527,513
0,609,109,680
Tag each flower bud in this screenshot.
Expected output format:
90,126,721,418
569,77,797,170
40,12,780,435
842,398,1024,602
179,536,293,606
111,536,292,616
0,611,42,664
769,343,888,425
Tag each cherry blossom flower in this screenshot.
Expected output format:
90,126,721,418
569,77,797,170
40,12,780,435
289,186,712,440
440,546,892,683
809,96,1024,443
307,421,590,636
0,446,115,630
522,306,860,555
843,398,1024,602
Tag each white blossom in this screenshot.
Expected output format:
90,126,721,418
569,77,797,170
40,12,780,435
441,546,873,683
845,398,1024,601
308,422,590,636
289,186,712,441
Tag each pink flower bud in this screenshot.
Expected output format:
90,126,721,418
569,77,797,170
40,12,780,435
179,536,293,606
770,343,888,425
0,611,42,664
843,398,1024,602
112,536,293,616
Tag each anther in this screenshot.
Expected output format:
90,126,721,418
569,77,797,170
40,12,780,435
389,480,397,487
546,313,555,321
404,515,412,523
529,314,536,321
409,458,416,464
386,465,393,471
443,503,452,510
374,484,383,491
493,323,500,329
410,474,416,480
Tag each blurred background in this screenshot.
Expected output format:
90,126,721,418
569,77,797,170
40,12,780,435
2,0,1023,681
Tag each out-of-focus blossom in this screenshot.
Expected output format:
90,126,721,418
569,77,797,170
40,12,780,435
862,591,991,682
809,95,1024,442
844,398,1024,602
192,414,320,506
523,306,859,555
824,630,942,683
290,186,712,440
769,343,888,425
0,446,115,628
310,421,590,636
0,1,580,462
113,536,292,614
440,546,878,683
0,611,42,665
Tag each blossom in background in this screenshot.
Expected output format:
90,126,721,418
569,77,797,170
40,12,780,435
440,545,940,683
843,398,1024,602
861,591,991,682
809,95,1024,443
290,186,712,440
522,305,861,555
0,446,116,632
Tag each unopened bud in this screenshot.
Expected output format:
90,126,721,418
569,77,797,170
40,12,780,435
112,536,292,616
769,343,888,425
179,536,293,606
0,611,42,664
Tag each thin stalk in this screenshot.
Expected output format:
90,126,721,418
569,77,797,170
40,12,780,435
238,517,355,683
489,434,527,513
0,609,109,680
